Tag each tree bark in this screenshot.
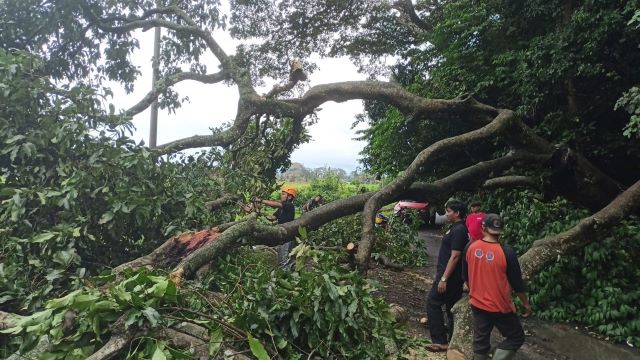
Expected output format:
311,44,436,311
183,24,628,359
483,176,536,190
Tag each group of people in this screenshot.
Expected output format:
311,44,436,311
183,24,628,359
426,199,531,360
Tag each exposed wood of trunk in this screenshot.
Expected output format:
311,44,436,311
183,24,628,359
0,310,15,330
448,178,640,359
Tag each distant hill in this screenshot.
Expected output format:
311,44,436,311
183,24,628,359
277,162,376,183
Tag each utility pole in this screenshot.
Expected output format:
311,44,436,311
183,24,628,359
149,23,161,148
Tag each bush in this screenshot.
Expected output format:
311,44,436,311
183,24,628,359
208,248,407,359
0,50,230,312
308,213,427,267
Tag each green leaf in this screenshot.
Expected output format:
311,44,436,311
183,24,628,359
5,134,25,144
298,226,307,239
141,307,161,327
98,211,114,224
31,232,55,243
46,290,82,309
52,249,80,267
208,327,223,356
150,279,168,298
247,333,270,360
151,346,167,360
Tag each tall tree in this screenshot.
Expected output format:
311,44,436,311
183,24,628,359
1,1,639,359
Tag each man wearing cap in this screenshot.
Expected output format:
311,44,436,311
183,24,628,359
426,199,469,352
463,213,532,360
465,200,486,242
255,187,297,267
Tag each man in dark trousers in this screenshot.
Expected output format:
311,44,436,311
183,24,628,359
255,187,297,267
463,213,531,360
426,199,469,352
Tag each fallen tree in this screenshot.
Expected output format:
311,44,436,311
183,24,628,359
1,1,639,359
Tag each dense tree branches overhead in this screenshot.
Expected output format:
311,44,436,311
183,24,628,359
358,0,640,184
2,0,631,232
3,2,640,359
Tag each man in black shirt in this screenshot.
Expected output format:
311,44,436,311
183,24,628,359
426,199,469,352
256,187,297,267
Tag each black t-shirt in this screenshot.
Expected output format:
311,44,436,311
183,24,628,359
274,201,295,224
435,221,469,284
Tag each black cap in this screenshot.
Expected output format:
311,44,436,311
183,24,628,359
482,213,504,235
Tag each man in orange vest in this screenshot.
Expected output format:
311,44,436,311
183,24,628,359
463,213,531,360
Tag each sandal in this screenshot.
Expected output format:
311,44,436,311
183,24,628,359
426,344,448,352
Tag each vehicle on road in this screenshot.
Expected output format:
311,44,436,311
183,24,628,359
393,200,430,224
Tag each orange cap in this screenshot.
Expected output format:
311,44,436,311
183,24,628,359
282,187,297,198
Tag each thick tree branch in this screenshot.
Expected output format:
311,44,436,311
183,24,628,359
356,109,517,270
282,81,499,123
396,0,433,32
81,3,623,215
205,193,242,211
483,175,536,190
520,178,640,279
176,215,260,279
406,151,550,201
154,110,253,154
124,71,227,117
107,149,547,281
86,333,135,360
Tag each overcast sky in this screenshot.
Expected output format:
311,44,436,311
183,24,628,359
110,26,372,172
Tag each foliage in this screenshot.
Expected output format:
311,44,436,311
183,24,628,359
615,86,640,138
0,0,227,102
356,104,481,178
358,0,640,183
208,247,406,359
482,189,640,346
0,49,232,312
307,213,427,267
614,9,640,139
1,270,181,359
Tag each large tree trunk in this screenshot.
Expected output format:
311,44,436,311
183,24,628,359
447,179,640,359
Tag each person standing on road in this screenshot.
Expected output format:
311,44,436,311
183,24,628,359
255,187,297,268
425,199,469,352
466,200,486,242
463,213,531,360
